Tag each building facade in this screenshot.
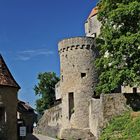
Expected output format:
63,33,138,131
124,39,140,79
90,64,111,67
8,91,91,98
17,100,37,135
0,54,20,140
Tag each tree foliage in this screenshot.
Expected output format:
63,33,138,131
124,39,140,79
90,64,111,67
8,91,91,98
34,72,59,115
95,0,140,93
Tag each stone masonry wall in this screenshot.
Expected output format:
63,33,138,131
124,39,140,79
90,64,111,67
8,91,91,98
0,86,18,140
89,98,102,139
89,93,129,140
101,94,128,124
55,81,61,100
34,103,62,138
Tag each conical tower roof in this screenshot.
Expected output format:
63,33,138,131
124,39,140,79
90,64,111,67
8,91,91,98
0,54,20,89
88,7,98,19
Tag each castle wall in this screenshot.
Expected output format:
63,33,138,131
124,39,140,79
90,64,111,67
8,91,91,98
89,98,102,139
55,81,61,100
89,93,129,140
58,37,98,130
34,103,62,138
0,86,18,140
121,85,140,93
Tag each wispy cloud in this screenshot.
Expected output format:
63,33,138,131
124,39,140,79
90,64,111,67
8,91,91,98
16,49,54,61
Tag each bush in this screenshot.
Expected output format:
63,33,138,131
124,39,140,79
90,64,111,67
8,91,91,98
100,112,140,140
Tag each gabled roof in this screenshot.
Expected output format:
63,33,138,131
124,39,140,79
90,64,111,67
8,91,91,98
88,7,98,19
18,100,34,113
0,54,20,89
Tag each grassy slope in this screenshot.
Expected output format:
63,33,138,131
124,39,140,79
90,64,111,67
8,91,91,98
100,112,140,140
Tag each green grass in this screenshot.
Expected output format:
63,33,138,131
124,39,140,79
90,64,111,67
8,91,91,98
100,112,140,140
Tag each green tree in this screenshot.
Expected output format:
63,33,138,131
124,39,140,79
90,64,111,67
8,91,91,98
95,0,140,94
34,72,59,115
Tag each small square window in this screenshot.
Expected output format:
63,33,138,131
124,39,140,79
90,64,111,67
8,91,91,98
81,73,86,78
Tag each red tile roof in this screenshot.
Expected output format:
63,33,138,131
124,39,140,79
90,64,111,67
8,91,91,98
18,100,34,113
0,54,20,89
88,7,98,19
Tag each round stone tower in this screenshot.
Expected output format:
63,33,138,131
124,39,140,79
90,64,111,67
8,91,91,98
58,37,98,131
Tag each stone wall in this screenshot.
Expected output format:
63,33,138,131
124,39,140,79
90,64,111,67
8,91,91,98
89,98,102,139
60,128,95,140
101,94,128,124
122,85,140,93
89,93,129,140
0,86,18,140
34,103,62,138
55,81,61,100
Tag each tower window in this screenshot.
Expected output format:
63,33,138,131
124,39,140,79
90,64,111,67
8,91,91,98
68,92,74,120
81,73,86,78
65,54,68,58
61,75,63,82
2,67,6,74
92,33,96,37
0,107,5,122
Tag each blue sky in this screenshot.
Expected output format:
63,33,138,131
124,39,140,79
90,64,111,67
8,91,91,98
0,0,98,108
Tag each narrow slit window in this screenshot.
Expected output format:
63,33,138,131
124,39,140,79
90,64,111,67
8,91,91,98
0,107,5,122
81,73,86,78
61,75,63,82
68,92,74,120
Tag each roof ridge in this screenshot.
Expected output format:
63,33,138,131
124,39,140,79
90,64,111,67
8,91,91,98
0,54,20,89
